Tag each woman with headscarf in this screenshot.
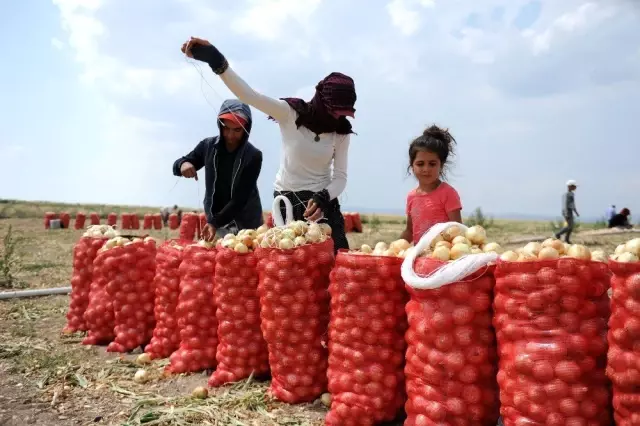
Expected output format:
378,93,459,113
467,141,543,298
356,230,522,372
181,37,355,252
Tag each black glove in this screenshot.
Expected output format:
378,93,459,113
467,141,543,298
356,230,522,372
312,189,331,215
190,43,229,75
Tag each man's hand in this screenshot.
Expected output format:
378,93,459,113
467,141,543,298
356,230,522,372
181,37,212,59
180,161,198,181
202,224,216,242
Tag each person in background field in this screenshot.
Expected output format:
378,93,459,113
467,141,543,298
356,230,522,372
400,125,462,244
160,205,180,226
554,179,579,244
608,208,632,229
173,99,264,240
606,204,616,222
180,37,354,253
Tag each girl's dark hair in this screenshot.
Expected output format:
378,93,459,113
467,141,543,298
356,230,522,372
407,125,457,176
621,208,631,216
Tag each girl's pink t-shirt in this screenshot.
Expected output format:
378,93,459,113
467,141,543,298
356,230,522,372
406,182,462,243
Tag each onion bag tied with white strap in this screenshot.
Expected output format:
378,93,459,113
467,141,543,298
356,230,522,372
401,222,500,426
256,196,334,403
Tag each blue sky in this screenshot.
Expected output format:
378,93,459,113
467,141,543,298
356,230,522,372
1,0,639,219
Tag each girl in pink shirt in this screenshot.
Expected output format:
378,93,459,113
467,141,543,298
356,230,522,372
400,125,462,243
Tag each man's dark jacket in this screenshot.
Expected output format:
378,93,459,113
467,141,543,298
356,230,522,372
172,99,263,230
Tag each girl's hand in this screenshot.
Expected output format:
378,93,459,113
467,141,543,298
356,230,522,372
304,199,324,222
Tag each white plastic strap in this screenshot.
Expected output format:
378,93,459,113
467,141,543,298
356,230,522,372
272,195,294,227
401,221,498,290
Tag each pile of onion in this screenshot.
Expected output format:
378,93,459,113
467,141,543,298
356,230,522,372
500,239,607,263
255,221,332,251
610,237,640,263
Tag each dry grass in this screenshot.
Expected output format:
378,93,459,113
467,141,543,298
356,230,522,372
1,199,638,425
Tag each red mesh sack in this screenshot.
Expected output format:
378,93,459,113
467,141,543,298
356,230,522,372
198,213,207,239
44,212,57,229
168,214,179,230
64,236,107,332
256,238,334,403
145,241,185,359
179,213,199,241
103,238,157,353
83,247,116,345
143,214,153,230
403,259,500,426
168,244,218,373
209,246,269,386
131,214,140,230
90,212,100,225
352,213,363,233
74,213,86,230
60,212,71,229
107,213,117,226
494,257,612,426
607,260,640,426
344,213,353,233
121,213,132,230
325,251,408,426
153,213,162,230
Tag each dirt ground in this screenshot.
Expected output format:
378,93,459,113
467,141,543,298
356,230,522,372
0,215,635,425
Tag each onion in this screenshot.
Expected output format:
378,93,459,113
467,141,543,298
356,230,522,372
523,242,542,256
134,369,149,384
435,241,452,249
471,246,483,254
538,247,560,260
450,243,470,260
279,238,294,250
234,243,249,254
452,236,471,246
430,233,444,247
542,238,565,254
321,393,332,407
192,386,209,399
590,250,607,262
566,244,591,260
319,223,332,236
294,236,307,247
500,251,519,262
432,245,451,261
374,242,388,252
360,244,372,254
482,242,503,254
617,252,639,263
625,238,640,256
390,239,411,253
443,225,463,242
257,225,269,235
465,225,487,245
615,244,627,255
518,252,537,262
136,353,152,365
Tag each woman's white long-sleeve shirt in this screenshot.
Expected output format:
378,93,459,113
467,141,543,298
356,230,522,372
219,67,349,200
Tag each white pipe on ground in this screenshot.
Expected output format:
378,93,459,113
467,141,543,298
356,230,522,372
0,287,71,300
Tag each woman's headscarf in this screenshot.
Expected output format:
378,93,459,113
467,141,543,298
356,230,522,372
270,72,357,138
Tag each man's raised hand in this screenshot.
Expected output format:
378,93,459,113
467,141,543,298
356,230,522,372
180,161,198,181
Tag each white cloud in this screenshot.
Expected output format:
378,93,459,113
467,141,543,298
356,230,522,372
386,0,435,36
232,0,322,41
51,37,64,50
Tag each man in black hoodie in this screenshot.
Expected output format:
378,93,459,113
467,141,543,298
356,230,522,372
173,99,263,240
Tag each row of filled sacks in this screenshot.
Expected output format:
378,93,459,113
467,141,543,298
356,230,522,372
64,220,628,426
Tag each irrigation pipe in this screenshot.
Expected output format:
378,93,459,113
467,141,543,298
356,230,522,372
0,286,71,300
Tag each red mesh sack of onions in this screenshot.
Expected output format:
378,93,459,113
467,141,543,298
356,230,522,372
107,213,117,226
83,247,116,345
179,213,199,241
325,243,409,426
101,236,157,353
402,222,501,426
255,196,334,403
63,226,117,333
208,231,269,387
494,240,612,426
89,212,100,225
153,213,162,230
74,212,86,230
167,242,219,374
143,214,153,230
607,239,640,426
144,240,186,359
